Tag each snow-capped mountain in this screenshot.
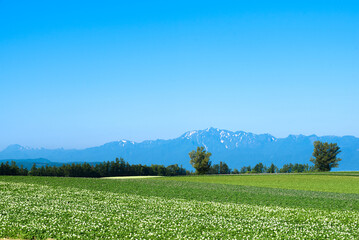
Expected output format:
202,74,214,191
181,128,276,150
1,128,358,170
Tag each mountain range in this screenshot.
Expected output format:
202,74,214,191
1,128,358,171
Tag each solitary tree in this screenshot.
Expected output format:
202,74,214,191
189,147,212,174
310,141,341,171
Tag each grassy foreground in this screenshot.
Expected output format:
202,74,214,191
1,173,359,239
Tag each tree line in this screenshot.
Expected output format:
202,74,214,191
237,163,314,174
0,159,314,177
189,141,342,174
0,158,189,177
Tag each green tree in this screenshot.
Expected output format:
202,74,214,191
189,147,212,174
208,164,220,174
280,163,293,173
29,163,38,176
310,141,342,171
240,166,247,174
166,164,180,176
219,161,230,174
266,163,278,173
252,162,265,173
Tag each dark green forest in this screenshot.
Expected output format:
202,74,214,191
0,158,188,177
0,158,313,177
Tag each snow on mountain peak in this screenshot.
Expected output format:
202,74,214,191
182,130,199,139
117,140,135,145
4,144,32,151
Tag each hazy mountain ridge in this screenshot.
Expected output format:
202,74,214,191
0,158,61,170
1,128,358,170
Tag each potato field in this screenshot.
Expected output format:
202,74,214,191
1,173,359,239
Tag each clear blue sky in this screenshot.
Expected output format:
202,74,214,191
1,0,358,150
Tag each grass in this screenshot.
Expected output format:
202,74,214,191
312,171,359,176
1,173,359,239
101,176,162,179
160,173,359,194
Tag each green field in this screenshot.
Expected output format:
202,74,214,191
160,174,359,194
1,173,359,239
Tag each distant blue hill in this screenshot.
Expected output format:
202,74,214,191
0,158,59,170
0,158,104,170
1,128,358,171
